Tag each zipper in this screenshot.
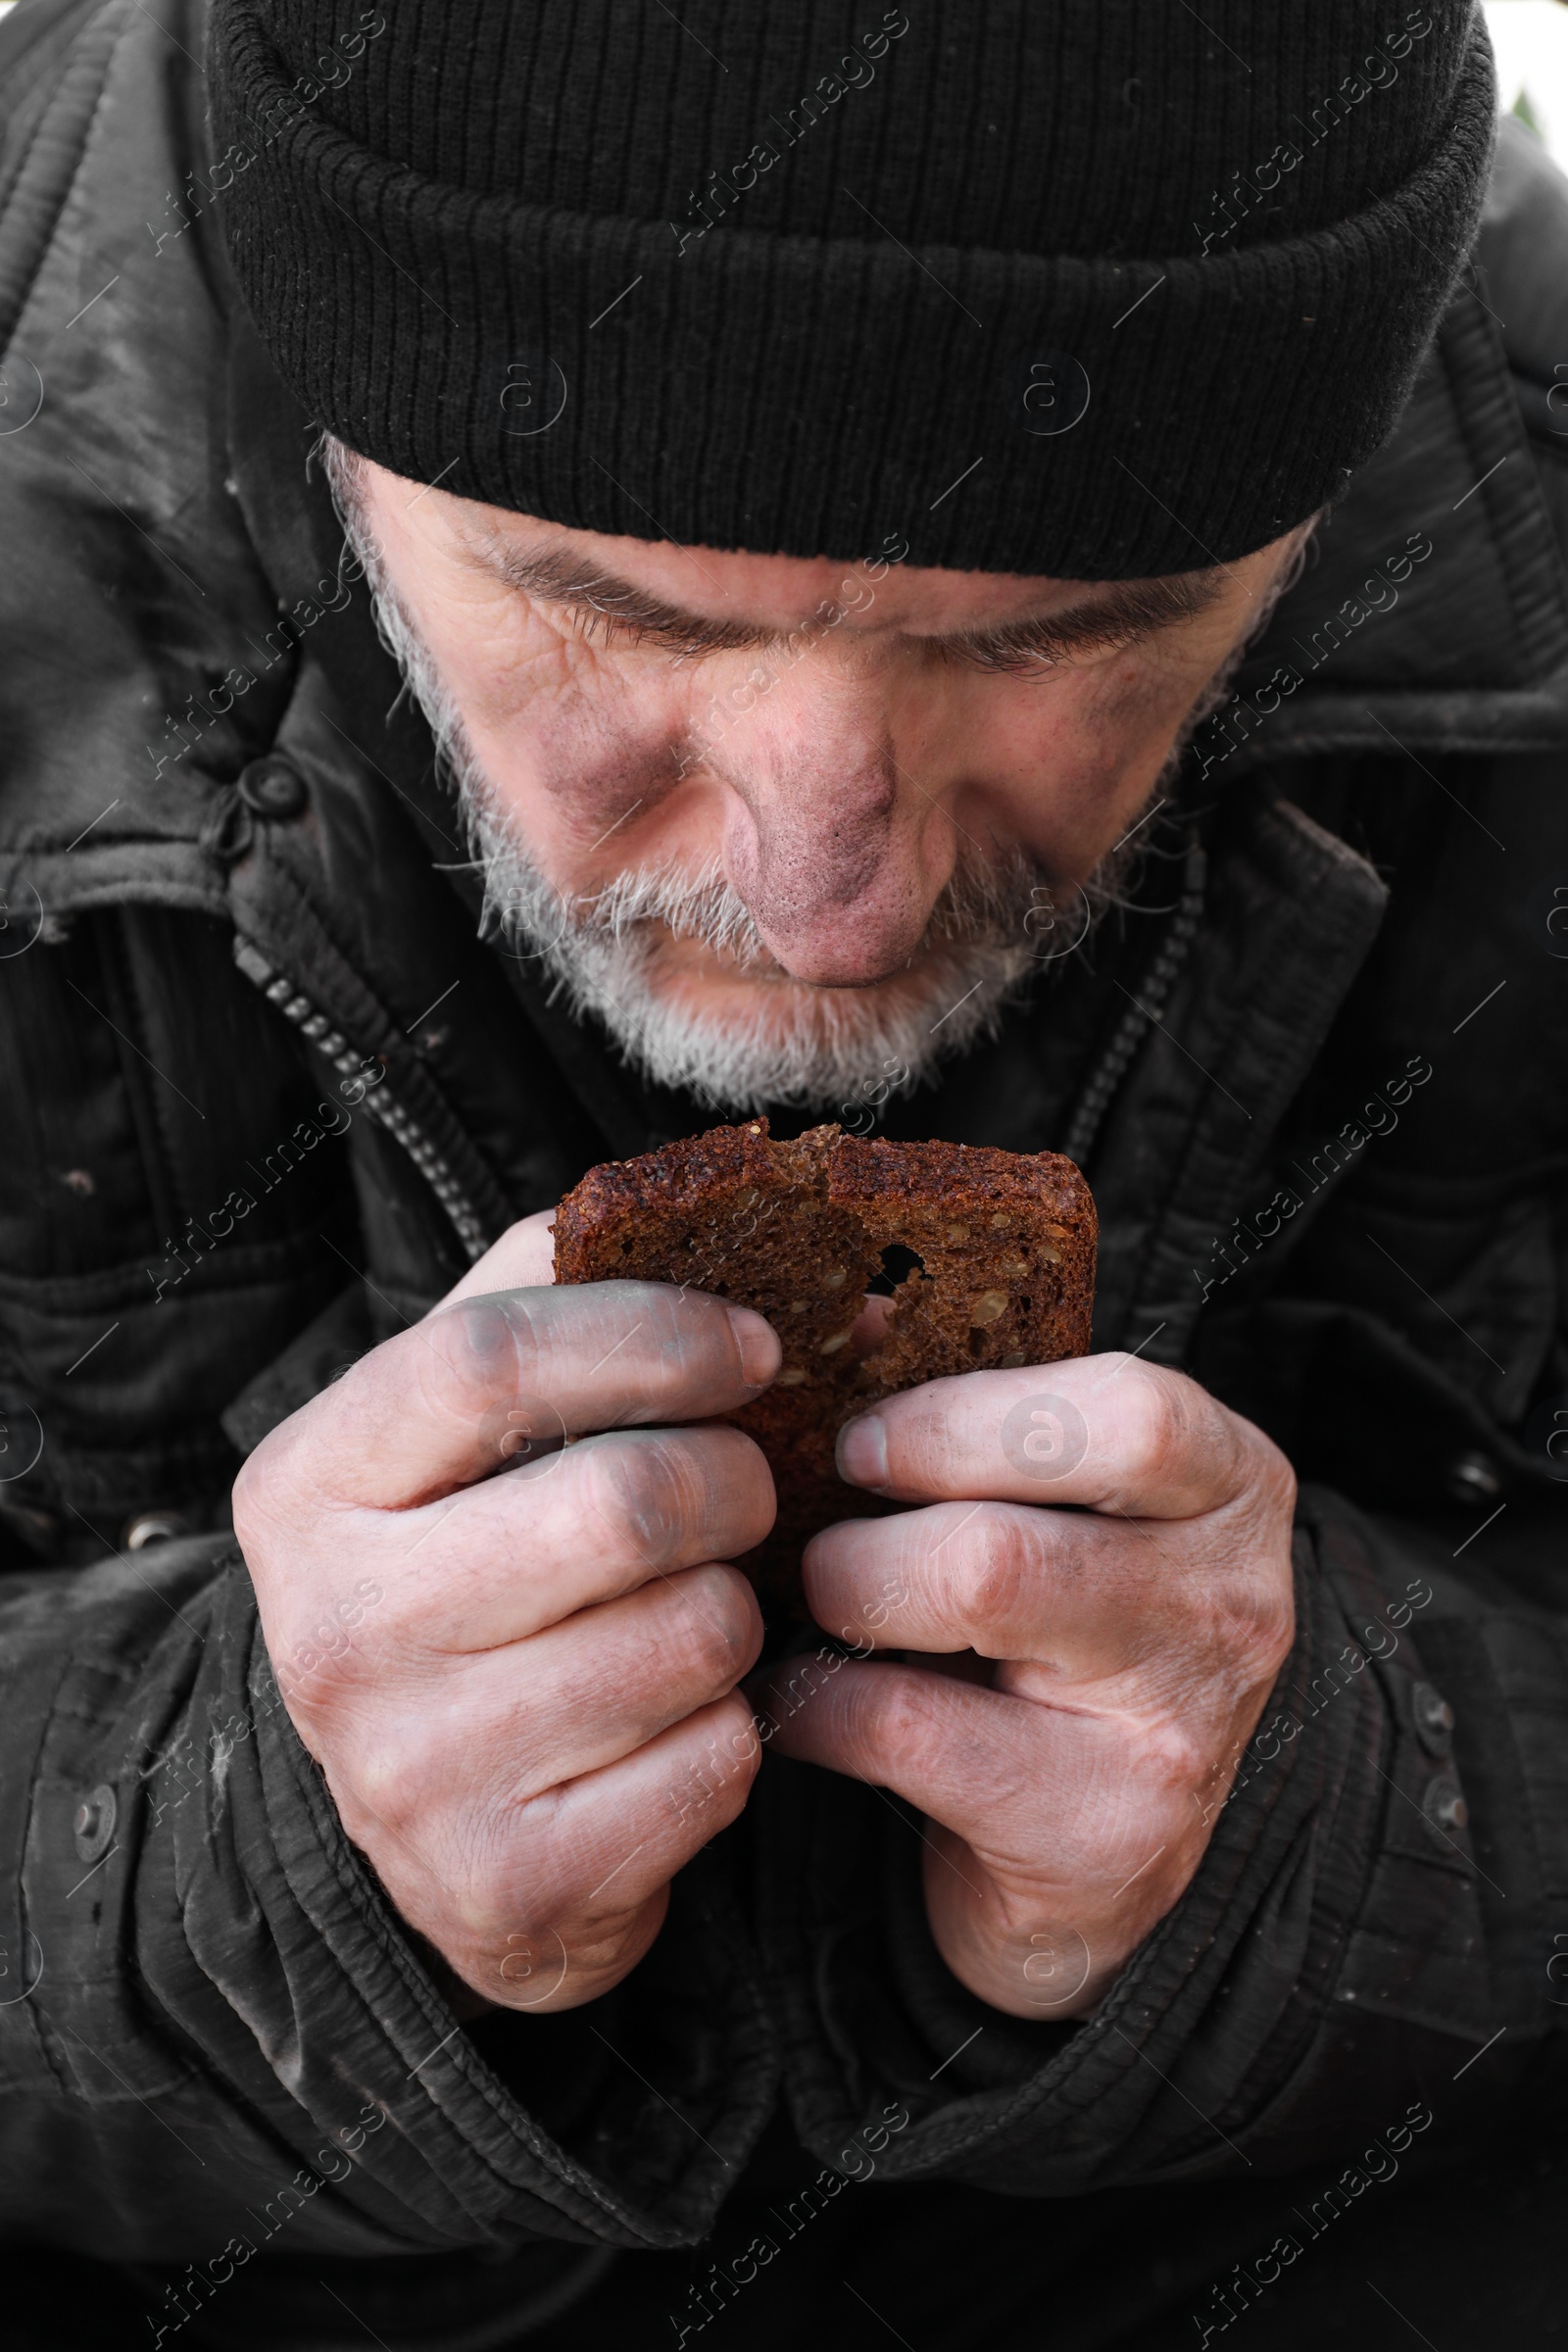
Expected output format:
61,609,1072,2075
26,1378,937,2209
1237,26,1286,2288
1061,830,1207,1170
232,936,490,1263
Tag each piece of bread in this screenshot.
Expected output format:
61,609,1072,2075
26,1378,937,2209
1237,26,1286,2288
553,1120,1097,1611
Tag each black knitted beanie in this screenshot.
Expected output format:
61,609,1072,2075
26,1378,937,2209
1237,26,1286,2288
209,1,1494,576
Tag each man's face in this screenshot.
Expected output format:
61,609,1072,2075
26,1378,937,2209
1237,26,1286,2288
344,453,1301,1108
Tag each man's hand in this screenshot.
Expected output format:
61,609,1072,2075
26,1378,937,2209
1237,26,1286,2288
232,1213,779,2013
751,1357,1296,2019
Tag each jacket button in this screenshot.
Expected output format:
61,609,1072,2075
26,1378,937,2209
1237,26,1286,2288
237,756,308,818
73,1785,118,1864
1423,1775,1468,1837
1447,1450,1501,1503
1411,1681,1455,1756
122,1510,189,1551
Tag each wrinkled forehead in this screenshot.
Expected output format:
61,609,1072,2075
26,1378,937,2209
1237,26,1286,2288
347,446,1243,649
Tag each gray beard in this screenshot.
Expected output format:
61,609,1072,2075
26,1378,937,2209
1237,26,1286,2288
463,794,1070,1113
320,435,1259,1115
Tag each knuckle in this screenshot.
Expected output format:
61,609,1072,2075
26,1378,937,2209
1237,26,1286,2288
583,1425,768,1562
668,1696,762,1833
865,1670,942,1774
230,1452,274,1568
712,1691,765,1786
583,1432,698,1561
235,1349,402,1534
417,1298,536,1423
230,1445,266,1536
250,1522,394,1697
1082,1707,1214,1827
1135,1715,1215,1794
338,1715,444,1844
950,1509,1036,1643
273,1623,365,1719
671,1564,762,1690
1228,1570,1297,1681
1115,1368,1191,1486
1250,1426,1298,1523
232,1415,322,1555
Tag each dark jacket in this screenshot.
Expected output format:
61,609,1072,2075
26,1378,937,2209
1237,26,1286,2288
2,2,1567,2344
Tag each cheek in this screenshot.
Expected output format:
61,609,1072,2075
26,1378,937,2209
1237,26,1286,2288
434,621,696,851
476,689,666,839
974,660,1196,869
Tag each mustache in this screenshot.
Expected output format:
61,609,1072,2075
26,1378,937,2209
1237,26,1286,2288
472,825,1063,979
455,783,1115,1114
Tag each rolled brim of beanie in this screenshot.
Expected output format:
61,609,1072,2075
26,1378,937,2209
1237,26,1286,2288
210,10,1495,578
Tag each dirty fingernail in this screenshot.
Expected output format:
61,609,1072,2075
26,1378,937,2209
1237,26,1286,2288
727,1306,781,1388
837,1413,888,1489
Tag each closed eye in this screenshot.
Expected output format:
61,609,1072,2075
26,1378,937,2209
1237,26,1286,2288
942,615,1139,675
563,599,765,662
941,575,1230,677
456,520,1228,672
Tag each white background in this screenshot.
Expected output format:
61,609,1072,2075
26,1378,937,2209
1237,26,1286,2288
1484,0,1568,160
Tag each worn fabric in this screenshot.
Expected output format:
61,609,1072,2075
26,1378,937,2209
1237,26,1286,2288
205,0,1495,574
0,3,1566,2347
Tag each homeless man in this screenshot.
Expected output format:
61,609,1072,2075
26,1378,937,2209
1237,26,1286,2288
0,1,1566,2345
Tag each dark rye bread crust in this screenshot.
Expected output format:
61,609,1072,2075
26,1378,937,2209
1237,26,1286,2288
553,1120,1097,1609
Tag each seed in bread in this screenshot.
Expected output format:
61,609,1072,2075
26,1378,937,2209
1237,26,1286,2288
553,1119,1097,1611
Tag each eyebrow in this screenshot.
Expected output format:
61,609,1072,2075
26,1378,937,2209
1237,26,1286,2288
455,531,1227,668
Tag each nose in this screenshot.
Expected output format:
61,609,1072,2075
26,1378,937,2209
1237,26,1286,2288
717,719,956,986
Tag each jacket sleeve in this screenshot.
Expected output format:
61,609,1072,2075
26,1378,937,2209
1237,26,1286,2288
0,1537,776,2260
753,1485,1568,2189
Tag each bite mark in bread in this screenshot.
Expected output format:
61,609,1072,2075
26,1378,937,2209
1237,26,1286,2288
553,1119,1097,1610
